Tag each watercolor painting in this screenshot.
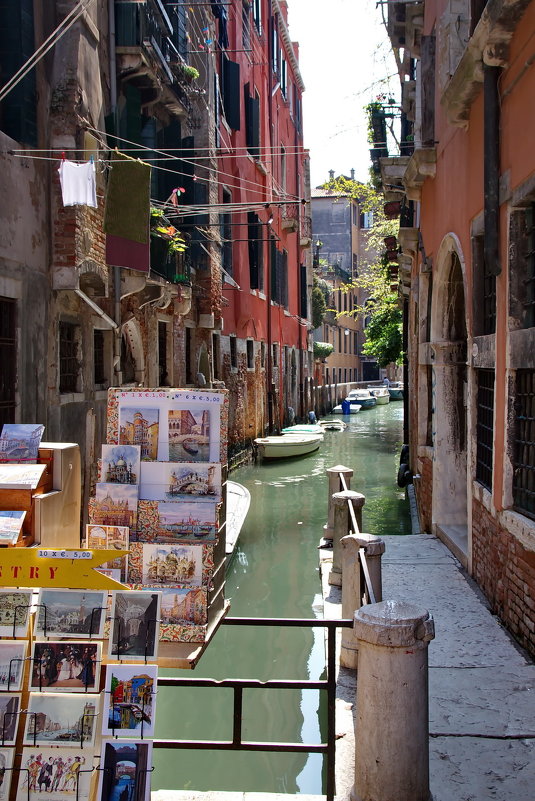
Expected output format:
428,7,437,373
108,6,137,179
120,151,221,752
167,408,211,461
98,740,153,801
108,591,160,661
23,693,99,747
17,748,93,801
0,749,14,801
141,543,203,587
0,694,21,745
35,589,106,639
102,665,157,738
0,510,26,544
85,525,129,583
119,408,159,461
0,642,27,691
0,589,33,637
101,445,141,484
136,500,217,544
158,587,207,626
0,423,45,463
0,463,46,489
30,642,101,693
139,461,221,501
93,484,138,531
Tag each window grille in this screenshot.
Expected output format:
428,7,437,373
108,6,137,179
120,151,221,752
475,369,494,490
524,204,535,329
0,297,16,426
94,330,106,386
513,369,535,519
59,322,79,394
246,340,254,369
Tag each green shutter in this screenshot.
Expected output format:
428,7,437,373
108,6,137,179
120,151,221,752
223,57,241,131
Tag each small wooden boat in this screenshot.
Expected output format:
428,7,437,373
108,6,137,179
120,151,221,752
368,386,390,404
182,438,199,455
225,481,251,557
281,423,325,436
318,419,347,431
254,433,322,459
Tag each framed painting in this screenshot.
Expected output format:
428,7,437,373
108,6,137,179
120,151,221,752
35,589,107,639
30,642,101,693
101,664,157,738
23,693,99,747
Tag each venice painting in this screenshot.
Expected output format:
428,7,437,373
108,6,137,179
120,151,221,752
0,589,33,637
141,544,203,587
102,665,157,738
30,642,101,692
0,642,27,691
85,525,129,583
167,408,210,462
98,740,152,801
23,693,98,747
139,461,221,501
101,445,141,485
119,408,159,461
0,423,44,463
0,749,14,801
35,590,107,639
108,591,160,661
0,693,21,745
17,748,92,801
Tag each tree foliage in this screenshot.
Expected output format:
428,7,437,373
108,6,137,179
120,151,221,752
319,175,403,365
311,276,330,329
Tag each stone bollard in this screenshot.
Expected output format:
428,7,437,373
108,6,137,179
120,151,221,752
352,601,435,801
340,534,385,669
329,490,365,586
323,465,353,541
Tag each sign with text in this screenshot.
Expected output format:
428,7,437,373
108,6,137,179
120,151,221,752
0,548,129,590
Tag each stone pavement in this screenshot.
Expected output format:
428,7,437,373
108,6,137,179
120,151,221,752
153,532,535,801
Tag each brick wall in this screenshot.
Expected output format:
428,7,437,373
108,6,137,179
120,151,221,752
472,498,535,657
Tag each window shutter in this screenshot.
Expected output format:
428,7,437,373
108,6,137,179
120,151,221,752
247,95,260,156
248,212,259,289
0,0,37,145
223,57,241,130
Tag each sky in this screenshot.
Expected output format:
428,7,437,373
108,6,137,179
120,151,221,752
286,0,399,189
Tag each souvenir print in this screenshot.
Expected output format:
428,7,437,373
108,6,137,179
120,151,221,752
17,747,93,801
0,423,45,463
158,587,207,626
0,589,33,637
0,749,14,801
167,408,211,462
35,589,106,639
0,463,46,489
136,500,217,543
108,591,160,661
0,694,21,745
23,693,99,747
100,445,140,485
0,642,27,691
139,461,222,501
118,408,159,460
141,543,204,587
84,525,129,583
98,740,153,801
92,484,138,532
30,642,101,693
102,665,157,738
0,511,26,545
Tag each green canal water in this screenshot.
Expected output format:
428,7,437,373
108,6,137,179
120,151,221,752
153,402,411,794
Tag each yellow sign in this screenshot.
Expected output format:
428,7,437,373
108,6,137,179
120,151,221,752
0,549,129,590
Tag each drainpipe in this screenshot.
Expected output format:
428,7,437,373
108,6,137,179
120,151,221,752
483,64,501,276
109,0,122,382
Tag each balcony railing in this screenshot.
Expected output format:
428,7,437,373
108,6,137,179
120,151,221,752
150,237,192,284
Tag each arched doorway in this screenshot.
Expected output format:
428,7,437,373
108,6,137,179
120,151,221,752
430,238,469,563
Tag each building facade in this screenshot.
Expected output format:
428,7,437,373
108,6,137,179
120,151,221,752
383,0,535,656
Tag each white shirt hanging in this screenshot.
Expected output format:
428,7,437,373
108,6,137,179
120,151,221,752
58,159,97,208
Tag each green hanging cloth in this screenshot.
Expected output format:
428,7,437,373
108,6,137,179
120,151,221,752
104,150,151,244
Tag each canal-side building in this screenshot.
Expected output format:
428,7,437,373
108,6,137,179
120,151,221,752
311,175,377,385
382,0,535,656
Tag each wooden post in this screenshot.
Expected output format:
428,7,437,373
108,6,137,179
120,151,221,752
329,490,365,586
324,465,353,541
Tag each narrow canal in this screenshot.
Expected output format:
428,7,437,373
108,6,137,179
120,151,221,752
154,402,411,794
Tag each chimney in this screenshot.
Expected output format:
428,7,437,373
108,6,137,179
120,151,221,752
329,169,334,180
350,168,355,180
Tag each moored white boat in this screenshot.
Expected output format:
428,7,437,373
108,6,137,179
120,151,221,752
368,386,390,404
225,480,251,557
318,419,347,431
254,433,322,459
281,423,325,436
388,382,404,400
345,388,377,409
332,403,361,414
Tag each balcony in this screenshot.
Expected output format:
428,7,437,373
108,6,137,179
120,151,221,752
387,1,424,56
150,236,192,286
281,203,299,233
402,147,437,201
300,214,312,247
379,155,411,201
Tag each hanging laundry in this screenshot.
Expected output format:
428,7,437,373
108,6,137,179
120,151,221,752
210,1,229,49
58,159,97,208
103,150,151,244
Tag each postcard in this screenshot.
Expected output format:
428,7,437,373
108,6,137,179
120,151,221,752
84,525,129,583
0,749,14,801
102,664,157,738
167,408,212,462
139,461,221,501
35,589,107,639
0,510,26,544
0,423,45,463
158,587,207,626
119,407,159,460
0,589,33,637
101,445,141,485
93,484,138,531
17,748,94,801
141,543,203,587
108,591,160,661
0,463,46,489
30,642,101,693
0,642,27,691
23,693,99,747
136,500,217,543
98,741,153,801
0,694,21,745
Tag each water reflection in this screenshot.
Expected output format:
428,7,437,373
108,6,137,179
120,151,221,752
154,403,410,793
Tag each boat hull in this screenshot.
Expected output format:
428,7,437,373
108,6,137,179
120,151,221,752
332,404,360,414
388,388,404,400
225,481,251,557
369,388,390,404
281,424,325,436
254,434,322,459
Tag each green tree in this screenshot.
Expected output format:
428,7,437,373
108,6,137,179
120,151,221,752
311,276,330,329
